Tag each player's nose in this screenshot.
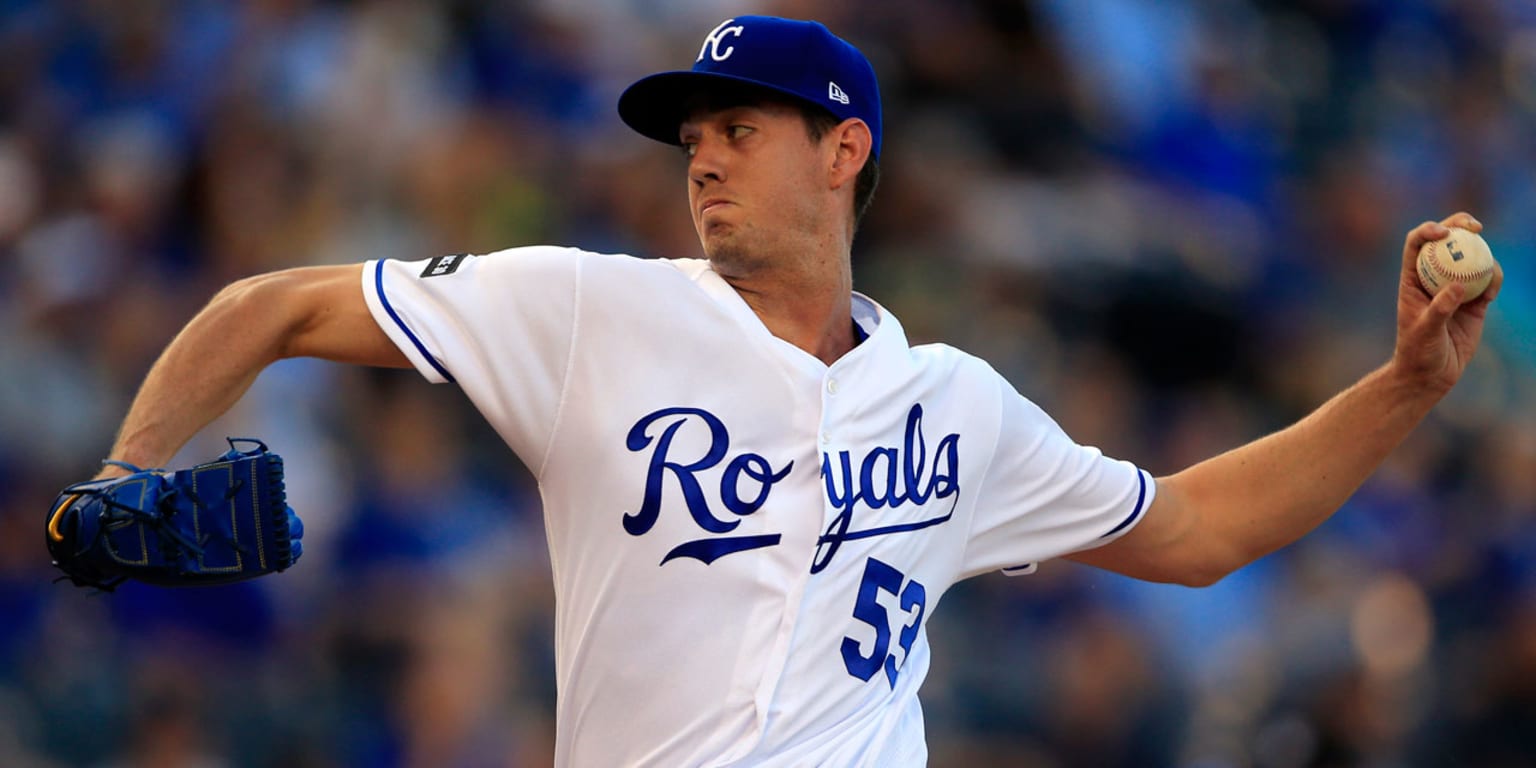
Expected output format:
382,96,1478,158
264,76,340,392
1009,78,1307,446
688,135,728,187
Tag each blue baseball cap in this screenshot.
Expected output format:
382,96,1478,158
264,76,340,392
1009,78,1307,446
618,16,882,160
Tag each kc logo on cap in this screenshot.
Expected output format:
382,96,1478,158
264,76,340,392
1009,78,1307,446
698,18,745,62
618,15,885,160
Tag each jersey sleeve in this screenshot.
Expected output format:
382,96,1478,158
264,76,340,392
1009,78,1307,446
361,247,582,471
960,373,1155,580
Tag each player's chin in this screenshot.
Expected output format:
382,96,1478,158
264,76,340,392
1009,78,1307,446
698,225,738,256
701,233,753,271
698,213,737,236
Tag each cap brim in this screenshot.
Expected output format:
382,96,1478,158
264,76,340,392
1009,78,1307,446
618,70,819,148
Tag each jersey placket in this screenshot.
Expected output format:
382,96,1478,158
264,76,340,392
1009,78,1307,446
715,322,856,765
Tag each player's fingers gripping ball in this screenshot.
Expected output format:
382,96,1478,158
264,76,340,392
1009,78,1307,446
1417,227,1497,303
46,438,304,592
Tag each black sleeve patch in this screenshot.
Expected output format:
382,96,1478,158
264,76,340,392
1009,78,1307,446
422,253,470,278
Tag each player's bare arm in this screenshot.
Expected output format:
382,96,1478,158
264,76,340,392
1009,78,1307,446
1070,212,1504,586
103,264,407,476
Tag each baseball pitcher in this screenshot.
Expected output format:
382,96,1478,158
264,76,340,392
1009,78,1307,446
49,16,1501,767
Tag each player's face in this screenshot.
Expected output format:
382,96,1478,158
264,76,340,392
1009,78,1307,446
679,100,831,272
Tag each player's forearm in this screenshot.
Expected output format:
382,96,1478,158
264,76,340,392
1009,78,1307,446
105,274,301,473
1165,362,1444,578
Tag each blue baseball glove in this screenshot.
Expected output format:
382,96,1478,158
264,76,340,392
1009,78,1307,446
46,439,304,591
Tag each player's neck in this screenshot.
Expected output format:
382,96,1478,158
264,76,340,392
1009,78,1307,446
721,257,857,366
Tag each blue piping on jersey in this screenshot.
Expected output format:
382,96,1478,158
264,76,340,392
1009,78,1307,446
1099,469,1149,539
1001,469,1151,575
374,261,456,384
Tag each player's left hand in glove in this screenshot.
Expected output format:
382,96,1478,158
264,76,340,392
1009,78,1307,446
46,438,304,592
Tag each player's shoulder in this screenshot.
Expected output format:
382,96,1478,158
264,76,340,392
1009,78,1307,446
479,246,694,267
908,341,1065,434
907,340,1004,382
858,298,1005,385
476,246,706,282
415,247,704,299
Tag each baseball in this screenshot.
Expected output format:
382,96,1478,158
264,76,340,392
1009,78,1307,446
1417,227,1496,302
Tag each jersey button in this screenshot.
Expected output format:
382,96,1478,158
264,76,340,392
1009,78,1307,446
826,378,839,395
821,431,831,445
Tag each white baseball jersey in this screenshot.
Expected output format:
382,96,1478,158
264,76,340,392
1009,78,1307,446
361,247,1154,767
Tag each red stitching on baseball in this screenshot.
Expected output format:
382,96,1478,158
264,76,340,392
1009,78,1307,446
1424,242,1491,282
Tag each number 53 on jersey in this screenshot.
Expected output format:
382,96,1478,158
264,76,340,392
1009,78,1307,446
842,557,927,689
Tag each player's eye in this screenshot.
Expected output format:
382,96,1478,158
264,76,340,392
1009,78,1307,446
680,140,698,158
727,125,753,140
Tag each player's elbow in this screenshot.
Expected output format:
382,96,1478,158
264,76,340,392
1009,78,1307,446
1151,478,1264,588
1177,539,1266,587
1134,533,1249,588
1121,552,1238,588
1074,479,1259,588
1073,539,1245,588
1185,524,1267,585
1175,560,1237,588
210,270,295,316
202,269,321,362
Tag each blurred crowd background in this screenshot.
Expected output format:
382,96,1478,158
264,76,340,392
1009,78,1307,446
0,0,1532,766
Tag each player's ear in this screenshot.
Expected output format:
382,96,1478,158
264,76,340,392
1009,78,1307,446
829,118,872,191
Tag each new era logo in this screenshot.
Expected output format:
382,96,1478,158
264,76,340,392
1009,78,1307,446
828,81,850,105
